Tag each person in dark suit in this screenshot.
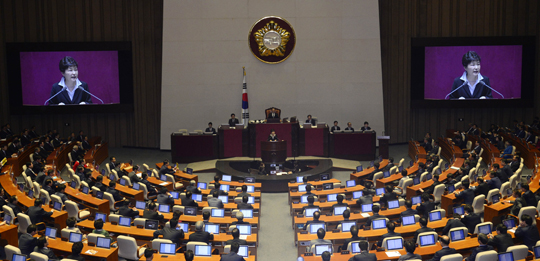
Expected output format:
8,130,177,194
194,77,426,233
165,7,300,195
267,129,279,141
365,205,386,228
514,214,540,250
66,242,86,261
143,203,164,221
398,240,422,261
377,222,401,247
422,138,433,152
330,121,340,132
26,199,53,229
185,180,202,194
153,218,185,247
109,156,122,172
304,211,324,231
344,122,354,132
47,56,93,105
106,180,125,202
210,182,228,196
156,187,175,205
207,190,224,208
467,124,480,136
500,160,513,182
220,242,246,261
0,144,10,159
43,179,56,198
520,184,537,207
401,200,418,217
188,221,214,243
347,240,377,261
509,189,526,216
360,121,371,131
454,180,475,206
19,224,39,256
205,122,217,134
413,217,435,243
427,236,457,261
430,141,440,155
452,135,465,150
305,115,316,126
229,113,239,127
182,191,199,207
237,185,251,198
24,162,37,180
128,165,142,184
7,195,23,216
267,108,279,119
332,194,349,210
383,157,395,172
7,138,21,155
231,212,248,225
474,177,490,197
461,204,481,233
416,193,436,218
34,236,61,261
118,200,139,219
442,213,466,235
140,173,158,197
340,225,366,251
420,174,442,195
487,224,514,252
510,156,520,173
20,129,31,146
448,51,493,99
54,184,69,203
486,171,502,190
225,228,248,246
237,195,253,210
379,185,398,208
465,233,493,261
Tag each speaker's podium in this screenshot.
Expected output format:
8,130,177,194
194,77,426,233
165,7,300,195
261,141,287,163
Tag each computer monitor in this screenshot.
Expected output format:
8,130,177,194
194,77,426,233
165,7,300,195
132,182,140,190
320,173,330,180
478,224,491,234
410,160,414,167
350,242,361,253
211,208,225,218
170,191,179,199
135,200,146,210
399,166,404,172
218,195,229,203
402,215,416,226
12,254,26,261
147,170,152,176
383,171,390,178
429,211,442,222
411,195,421,205
192,193,203,202
69,232,83,243
356,166,363,172
245,177,255,183
109,173,115,181
238,245,249,257
387,200,399,209
305,207,320,217
222,174,232,182
426,173,433,180
453,206,464,215
322,183,333,190
96,237,111,249
145,219,159,230
346,180,356,187
370,161,374,167
533,245,540,259
159,243,177,255
503,219,515,229
419,234,436,246
53,201,62,211
246,185,255,193
376,188,385,196
447,184,455,193
160,175,167,181
177,222,189,232
507,188,513,197
498,252,514,261
204,224,220,234
247,196,255,204
309,223,326,234
95,191,104,199
296,176,304,183
314,244,332,256
197,182,207,189
240,209,253,219
18,184,23,192
237,224,251,235
119,178,126,186
492,194,500,204
82,186,89,194
158,204,170,213
353,191,363,199
186,168,193,174
45,227,57,238
298,184,307,192
71,181,77,189
413,177,420,185
27,189,33,199
184,206,197,216
4,215,12,225
327,194,338,202
95,212,106,222
341,221,356,232
372,219,386,229
450,229,465,242
194,245,212,257
334,206,347,216
300,195,309,204
361,204,373,213
220,184,230,192
386,238,403,250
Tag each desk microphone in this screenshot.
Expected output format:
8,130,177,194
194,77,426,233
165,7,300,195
79,88,104,104
44,87,67,105
480,81,505,99
444,82,467,100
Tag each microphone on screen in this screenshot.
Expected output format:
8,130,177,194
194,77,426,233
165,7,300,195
79,87,105,104
44,86,67,105
444,81,467,100
479,80,505,99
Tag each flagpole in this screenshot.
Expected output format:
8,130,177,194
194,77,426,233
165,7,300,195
242,67,249,127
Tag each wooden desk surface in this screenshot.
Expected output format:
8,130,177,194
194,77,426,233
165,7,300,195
173,199,260,210
155,163,198,182
142,254,256,261
65,186,110,214
293,205,415,224
134,209,260,225
47,237,118,261
211,180,262,188
0,224,19,247
406,158,464,199
288,179,341,189
289,185,365,198
89,164,144,201
350,160,389,180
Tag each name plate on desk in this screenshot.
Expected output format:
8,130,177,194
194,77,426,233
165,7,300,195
377,136,390,139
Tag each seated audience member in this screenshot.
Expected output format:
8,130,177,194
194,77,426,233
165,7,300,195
54,184,69,203
379,184,398,207
361,121,371,131
232,211,248,225
186,180,202,194
156,187,175,205
208,190,224,208
237,195,253,209
466,233,493,261
365,205,386,228
401,200,418,217
143,202,165,221
365,162,380,182
442,213,466,235
521,183,537,207
416,193,435,217
461,204,481,233
94,175,107,191
184,250,195,261
66,242,86,261
65,217,82,234
486,171,502,190
118,200,139,219
427,236,456,261
304,211,324,230
158,159,175,176
205,122,217,134
140,172,158,196
202,211,212,225
34,235,61,261
377,222,401,247
347,240,376,261
330,121,340,132
43,179,56,197
182,190,199,207
237,185,251,198
19,224,38,256
487,224,514,252
210,182,228,196
309,228,331,250
92,219,111,239
303,184,315,197
454,180,475,206
144,248,155,261
509,189,526,216
340,209,352,223
344,122,354,132
153,218,184,247
221,242,246,261
7,195,23,216
226,228,248,246
189,221,214,243
514,214,540,250
26,199,53,230
340,225,366,252
398,240,422,261
474,177,490,197
128,165,142,184
332,194,349,209
413,217,435,243
302,195,316,213
501,141,513,159
106,180,125,202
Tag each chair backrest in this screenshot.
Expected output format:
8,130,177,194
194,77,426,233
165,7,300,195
134,218,147,228
172,205,185,213
500,182,510,197
509,174,518,189
25,176,33,190
5,245,21,261
17,213,31,233
416,231,439,246
30,153,35,162
440,253,463,261
506,245,529,260
390,166,398,175
346,240,364,252
486,189,499,203
466,141,472,150
87,233,106,244
67,152,73,163
448,227,468,238
121,176,132,186
224,244,231,253
381,236,404,251
186,242,208,252
61,228,77,239
473,222,493,234
118,235,145,260
165,174,175,183
39,189,50,205
398,158,405,168
109,214,121,224
152,238,173,250
433,184,446,202
51,194,63,205
372,172,383,184
30,252,49,261
152,169,159,178
103,192,116,210
110,170,119,182
65,200,80,219
472,195,485,215
202,207,216,213
71,175,81,189
475,250,498,261
400,179,413,196
142,164,150,174
3,205,15,220
138,183,150,200
518,206,537,222
430,209,446,218
105,163,111,175
92,186,101,192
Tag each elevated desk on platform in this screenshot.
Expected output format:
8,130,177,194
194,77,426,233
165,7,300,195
249,122,299,158
218,125,248,158
299,124,329,157
171,133,218,163
7,143,38,176
261,140,287,163
329,132,376,161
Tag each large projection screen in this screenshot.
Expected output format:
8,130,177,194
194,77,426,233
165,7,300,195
160,0,385,150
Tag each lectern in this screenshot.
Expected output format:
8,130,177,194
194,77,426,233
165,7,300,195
261,141,287,163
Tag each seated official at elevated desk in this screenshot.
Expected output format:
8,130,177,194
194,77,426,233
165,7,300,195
228,113,240,127
267,130,278,141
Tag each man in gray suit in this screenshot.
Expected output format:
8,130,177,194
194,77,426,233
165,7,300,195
309,228,331,252
207,190,224,208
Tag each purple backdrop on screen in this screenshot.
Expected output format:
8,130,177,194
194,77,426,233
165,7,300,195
20,51,120,105
423,45,522,99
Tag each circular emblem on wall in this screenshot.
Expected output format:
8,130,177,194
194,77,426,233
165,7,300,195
248,16,296,64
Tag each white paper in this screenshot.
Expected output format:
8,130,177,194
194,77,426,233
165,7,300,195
159,182,168,186
508,229,516,233
239,235,248,240
361,213,371,217
450,166,460,170
386,251,401,257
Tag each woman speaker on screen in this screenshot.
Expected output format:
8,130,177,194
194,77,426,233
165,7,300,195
447,51,495,100
46,56,93,105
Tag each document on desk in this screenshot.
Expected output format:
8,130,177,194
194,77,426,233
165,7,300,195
508,229,516,233
450,166,460,170
239,235,248,240
386,251,401,257
85,249,98,255
159,182,168,186
361,213,371,217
